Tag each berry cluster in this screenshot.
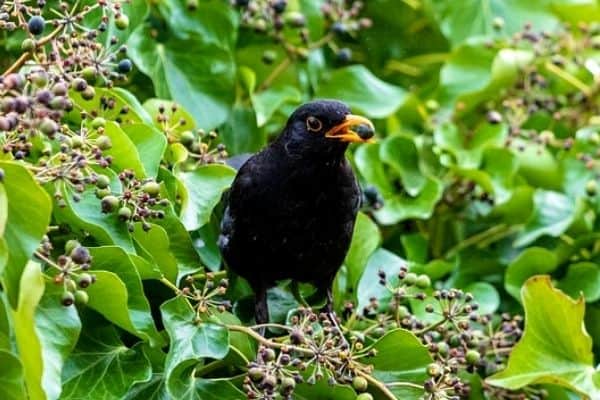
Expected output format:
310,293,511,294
180,273,232,320
99,170,168,232
37,237,96,306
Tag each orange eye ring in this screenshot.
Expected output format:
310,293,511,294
306,116,322,132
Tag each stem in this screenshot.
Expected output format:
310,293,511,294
191,270,228,281
2,26,63,77
414,317,446,336
356,370,398,400
386,381,424,390
544,61,592,97
226,324,314,356
34,250,60,269
194,358,228,377
160,276,180,294
259,57,292,91
444,224,508,259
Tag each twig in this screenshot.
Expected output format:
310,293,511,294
356,370,398,400
226,324,314,356
2,26,63,77
259,57,292,91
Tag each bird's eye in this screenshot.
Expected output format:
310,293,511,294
306,116,322,132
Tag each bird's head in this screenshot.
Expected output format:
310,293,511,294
279,100,375,159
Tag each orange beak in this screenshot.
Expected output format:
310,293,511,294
325,114,376,143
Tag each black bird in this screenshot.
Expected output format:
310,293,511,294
219,100,374,327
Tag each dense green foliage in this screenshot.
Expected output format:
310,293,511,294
1,0,600,399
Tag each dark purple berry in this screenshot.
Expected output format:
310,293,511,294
28,16,45,35
117,59,133,73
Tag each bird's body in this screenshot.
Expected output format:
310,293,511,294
219,100,374,325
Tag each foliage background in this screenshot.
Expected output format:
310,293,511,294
1,0,600,399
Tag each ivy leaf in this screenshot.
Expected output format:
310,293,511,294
103,121,146,177
167,375,245,400
0,162,52,307
344,212,381,296
514,190,578,247
558,262,600,303
161,297,230,397
86,247,162,346
0,350,27,400
294,379,356,399
177,165,236,231
61,323,151,399
357,249,407,312
380,135,426,196
69,87,150,126
315,65,406,118
370,329,433,399
505,247,558,301
132,224,178,282
251,84,302,127
487,275,600,398
122,124,167,178
220,106,267,155
464,282,500,315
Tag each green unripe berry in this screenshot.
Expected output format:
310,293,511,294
426,363,442,377
39,118,59,136
437,342,449,356
81,66,97,83
21,38,35,51
415,274,431,289
62,291,75,306
78,273,93,288
115,14,129,30
356,393,374,400
96,175,110,189
586,180,597,196
352,376,368,392
262,50,277,65
263,348,276,362
179,130,195,146
74,290,89,305
65,239,80,255
91,117,106,129
31,71,48,87
71,135,84,148
262,374,277,390
493,17,505,30
81,86,96,100
118,206,132,221
142,181,161,197
96,135,112,150
466,349,481,364
404,272,418,286
280,377,296,392
71,77,88,92
398,305,410,319
95,188,111,199
101,195,119,213
248,367,264,382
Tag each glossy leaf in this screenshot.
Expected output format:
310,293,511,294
488,276,600,397
505,247,558,301
0,350,27,400
558,262,600,303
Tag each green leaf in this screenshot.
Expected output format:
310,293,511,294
315,65,406,118
178,165,236,231
221,106,267,155
0,350,27,400
86,247,162,345
380,135,425,196
133,224,178,282
167,376,244,400
464,282,500,314
12,262,45,400
514,190,578,247
355,143,394,196
69,87,150,126
487,275,600,398
122,124,167,178
53,177,134,253
128,21,236,130
505,247,558,301
35,284,81,400
558,262,600,303
61,324,151,399
251,85,302,127
374,176,444,225
0,184,6,236
161,297,230,397
357,249,407,312
143,99,196,135
294,380,356,400
370,329,433,399
0,162,52,307
103,121,146,177
344,212,381,295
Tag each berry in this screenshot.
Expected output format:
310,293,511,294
61,291,75,307
81,86,96,100
331,22,347,35
337,48,352,63
31,71,48,87
78,273,93,288
39,118,59,136
118,59,133,73
262,348,276,362
28,16,45,35
352,376,368,392
101,195,120,213
65,240,80,255
71,246,91,264
586,180,597,196
262,50,277,65
248,367,264,382
142,181,161,197
115,14,129,30
74,290,89,305
96,175,110,189
96,135,112,150
280,377,295,393
427,363,442,377
466,349,481,364
356,394,374,400
179,130,195,146
118,206,132,221
272,0,287,14
286,12,306,28
81,66,97,83
21,38,35,51
486,110,503,124
95,188,111,199
91,117,106,129
261,375,277,390
415,275,431,289
71,136,84,148
404,272,418,286
71,77,88,92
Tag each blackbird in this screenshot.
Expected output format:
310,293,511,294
219,100,374,327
